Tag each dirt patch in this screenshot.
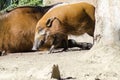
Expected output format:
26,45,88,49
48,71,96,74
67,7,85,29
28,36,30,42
0,46,120,80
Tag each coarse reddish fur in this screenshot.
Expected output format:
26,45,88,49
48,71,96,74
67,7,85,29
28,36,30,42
0,4,58,53
33,2,95,51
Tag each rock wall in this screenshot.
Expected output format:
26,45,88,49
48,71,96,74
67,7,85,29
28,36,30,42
95,0,120,46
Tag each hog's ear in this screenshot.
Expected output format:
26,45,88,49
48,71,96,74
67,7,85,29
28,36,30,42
46,17,56,28
46,18,51,27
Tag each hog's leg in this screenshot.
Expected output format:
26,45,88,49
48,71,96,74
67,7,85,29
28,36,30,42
48,45,55,54
61,39,68,51
48,35,57,54
0,50,6,56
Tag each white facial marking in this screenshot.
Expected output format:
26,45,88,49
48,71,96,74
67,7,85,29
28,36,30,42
38,29,46,36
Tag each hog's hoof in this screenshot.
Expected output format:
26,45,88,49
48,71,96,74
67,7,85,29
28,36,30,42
0,50,6,56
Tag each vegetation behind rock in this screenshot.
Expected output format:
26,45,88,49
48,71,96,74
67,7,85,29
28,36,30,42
0,0,43,12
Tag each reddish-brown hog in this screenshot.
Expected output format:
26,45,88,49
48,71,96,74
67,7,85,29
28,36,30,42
32,2,95,53
0,4,59,53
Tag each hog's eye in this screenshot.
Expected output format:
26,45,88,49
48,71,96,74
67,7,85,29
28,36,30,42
38,29,46,35
37,27,43,33
38,28,42,33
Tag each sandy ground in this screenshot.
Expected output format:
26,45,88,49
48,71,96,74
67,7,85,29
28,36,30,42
0,49,120,80
0,35,120,80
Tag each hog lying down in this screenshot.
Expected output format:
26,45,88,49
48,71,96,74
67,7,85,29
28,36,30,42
32,2,95,53
0,3,65,55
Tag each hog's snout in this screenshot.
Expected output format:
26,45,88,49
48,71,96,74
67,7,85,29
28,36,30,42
32,39,45,51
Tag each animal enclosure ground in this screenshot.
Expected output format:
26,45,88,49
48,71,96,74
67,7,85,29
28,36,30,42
0,48,120,80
